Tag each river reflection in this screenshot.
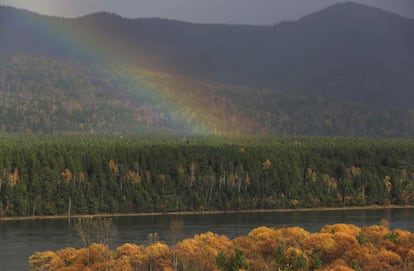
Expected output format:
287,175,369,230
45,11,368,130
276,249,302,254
1,208,414,270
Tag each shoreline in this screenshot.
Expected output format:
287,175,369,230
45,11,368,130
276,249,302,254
1,205,413,222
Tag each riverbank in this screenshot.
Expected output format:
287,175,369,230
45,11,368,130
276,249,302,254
1,204,413,222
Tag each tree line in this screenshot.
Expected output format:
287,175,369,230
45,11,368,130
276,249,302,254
1,135,414,217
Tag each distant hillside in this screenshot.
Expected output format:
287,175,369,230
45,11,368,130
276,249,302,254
0,2,413,108
1,55,414,136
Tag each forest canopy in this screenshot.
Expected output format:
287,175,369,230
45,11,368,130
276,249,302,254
1,136,414,217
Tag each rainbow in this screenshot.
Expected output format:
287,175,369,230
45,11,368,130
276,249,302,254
3,6,257,135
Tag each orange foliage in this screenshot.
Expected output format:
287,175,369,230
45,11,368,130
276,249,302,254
384,176,392,194
176,231,229,270
108,160,119,176
350,166,361,176
88,243,112,265
88,261,114,271
262,159,271,170
114,243,144,258
145,241,172,270
248,226,310,259
247,226,278,257
377,249,402,266
332,232,359,259
60,168,72,183
408,249,414,260
29,251,63,271
72,248,89,266
362,225,389,244
29,223,414,271
56,247,80,267
111,256,131,271
231,235,269,270
114,243,146,269
8,167,20,186
278,227,310,247
304,232,337,261
321,223,361,237
322,258,352,270
323,265,354,271
127,170,141,184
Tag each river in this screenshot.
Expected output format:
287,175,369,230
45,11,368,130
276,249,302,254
1,208,414,270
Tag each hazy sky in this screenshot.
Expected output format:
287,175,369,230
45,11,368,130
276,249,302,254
0,0,412,25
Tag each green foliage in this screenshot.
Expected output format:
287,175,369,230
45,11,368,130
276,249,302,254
216,249,250,271
1,136,414,217
384,231,400,245
286,250,309,271
216,251,227,270
291,253,308,271
275,245,286,266
357,231,369,245
351,260,362,271
310,253,322,270
229,249,250,271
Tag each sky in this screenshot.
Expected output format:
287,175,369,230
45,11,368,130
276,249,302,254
0,0,412,25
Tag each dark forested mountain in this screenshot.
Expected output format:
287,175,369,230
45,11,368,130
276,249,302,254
1,2,413,107
2,55,414,136
0,3,413,135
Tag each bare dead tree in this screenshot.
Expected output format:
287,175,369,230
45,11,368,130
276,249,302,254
75,217,117,267
168,219,184,271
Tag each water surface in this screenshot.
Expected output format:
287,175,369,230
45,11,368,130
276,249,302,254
1,208,414,270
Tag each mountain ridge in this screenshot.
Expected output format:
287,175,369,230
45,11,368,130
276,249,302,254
1,3,414,135
1,2,412,23
299,1,413,23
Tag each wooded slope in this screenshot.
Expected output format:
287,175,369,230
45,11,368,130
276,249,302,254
2,55,414,136
1,136,414,217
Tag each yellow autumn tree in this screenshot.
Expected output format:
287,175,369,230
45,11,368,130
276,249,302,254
176,232,230,270
304,232,337,262
376,249,402,267
108,160,119,176
114,243,146,271
8,167,19,187
231,235,268,270
247,226,278,258
362,225,389,244
321,223,361,237
275,227,310,248
384,176,392,195
144,241,172,271
262,159,271,170
61,168,73,183
127,170,141,184
111,256,132,271
56,247,81,268
88,243,113,265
